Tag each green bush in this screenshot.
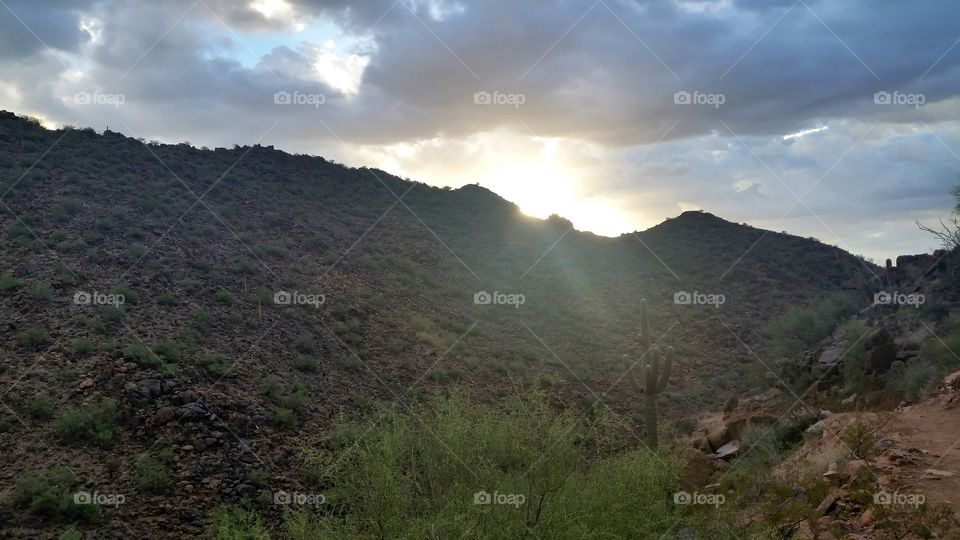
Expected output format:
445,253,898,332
250,392,748,538
135,455,172,494
209,505,270,540
123,343,161,367
294,355,319,372
8,468,99,522
197,354,233,378
54,399,121,448
17,326,51,351
72,338,95,356
762,293,858,358
215,289,235,304
26,394,55,420
0,271,25,291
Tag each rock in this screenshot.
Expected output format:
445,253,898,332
865,328,894,350
860,508,875,527
133,378,163,400
79,378,94,389
806,420,826,438
707,425,729,451
865,343,898,372
722,396,739,415
842,460,871,486
704,483,721,492
715,440,740,459
177,402,207,420
154,407,176,425
923,468,955,479
679,448,716,488
236,483,255,495
823,462,838,480
816,490,841,516
841,394,858,407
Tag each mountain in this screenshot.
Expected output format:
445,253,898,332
0,111,876,537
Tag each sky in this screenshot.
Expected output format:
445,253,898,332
1,0,959,262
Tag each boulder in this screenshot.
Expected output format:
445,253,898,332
865,343,897,372
716,440,740,459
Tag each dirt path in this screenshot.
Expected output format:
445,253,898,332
884,396,960,512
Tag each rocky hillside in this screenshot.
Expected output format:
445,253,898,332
0,111,877,537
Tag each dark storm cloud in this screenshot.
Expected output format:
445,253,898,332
0,0,959,261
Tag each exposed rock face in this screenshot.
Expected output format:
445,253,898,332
864,328,898,372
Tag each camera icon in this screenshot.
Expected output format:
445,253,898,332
874,91,891,105
673,491,691,505
274,490,291,505
274,291,292,305
474,291,492,305
473,490,492,505
73,91,92,105
74,290,92,305
874,491,891,505
473,91,492,105
673,91,691,105
674,291,692,305
274,91,292,105
874,291,892,305
73,491,93,505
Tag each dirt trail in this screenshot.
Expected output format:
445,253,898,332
884,391,960,512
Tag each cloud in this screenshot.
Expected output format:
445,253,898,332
0,0,958,261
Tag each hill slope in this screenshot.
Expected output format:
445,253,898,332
0,111,875,536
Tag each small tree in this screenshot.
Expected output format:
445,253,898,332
916,185,960,250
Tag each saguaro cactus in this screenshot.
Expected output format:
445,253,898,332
625,299,673,449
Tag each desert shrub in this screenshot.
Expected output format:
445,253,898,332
26,394,55,420
197,354,233,378
98,305,126,327
124,243,148,262
762,293,858,358
294,392,746,538
209,505,270,540
123,343,161,367
54,398,121,447
17,326,51,351
0,272,25,291
887,324,960,401
135,455,172,494
156,291,177,305
293,335,315,354
192,308,212,331
109,286,139,305
269,407,297,430
8,468,99,522
294,355,319,372
214,289,234,304
840,418,879,462
261,375,282,401
838,318,871,388
153,340,181,363
25,284,54,302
